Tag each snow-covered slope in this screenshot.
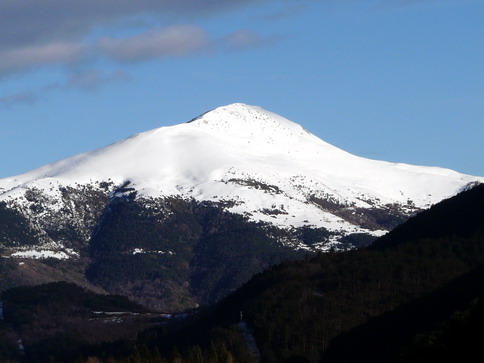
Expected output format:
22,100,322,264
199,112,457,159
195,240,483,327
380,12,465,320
1,103,482,254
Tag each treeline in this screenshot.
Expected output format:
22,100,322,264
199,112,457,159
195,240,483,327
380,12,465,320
79,325,251,363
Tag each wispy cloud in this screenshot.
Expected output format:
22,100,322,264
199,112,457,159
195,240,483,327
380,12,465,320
0,0,259,50
65,69,132,90
374,0,439,9
0,22,280,79
0,69,131,108
0,0,432,79
258,3,307,22
0,92,36,107
98,26,210,62
0,42,88,77
0,0,274,78
0,26,210,78
224,29,282,50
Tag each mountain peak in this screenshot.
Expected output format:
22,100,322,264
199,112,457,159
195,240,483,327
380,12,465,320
189,103,310,140
189,103,263,122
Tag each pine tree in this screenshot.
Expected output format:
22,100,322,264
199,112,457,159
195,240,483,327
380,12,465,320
187,345,204,363
170,346,183,363
151,347,164,363
206,342,219,363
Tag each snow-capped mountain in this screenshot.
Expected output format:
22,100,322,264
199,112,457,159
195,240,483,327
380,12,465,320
1,103,482,310
1,103,482,254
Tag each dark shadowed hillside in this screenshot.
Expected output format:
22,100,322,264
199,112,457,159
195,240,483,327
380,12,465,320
323,265,484,362
370,183,484,250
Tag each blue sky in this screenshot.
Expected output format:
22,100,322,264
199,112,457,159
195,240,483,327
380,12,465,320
0,0,482,178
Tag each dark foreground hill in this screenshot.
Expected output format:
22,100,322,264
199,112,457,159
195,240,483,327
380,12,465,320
1,184,483,362
322,265,484,362
0,282,148,362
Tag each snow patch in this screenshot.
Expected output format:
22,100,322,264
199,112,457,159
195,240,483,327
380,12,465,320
4,247,79,260
131,248,175,255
